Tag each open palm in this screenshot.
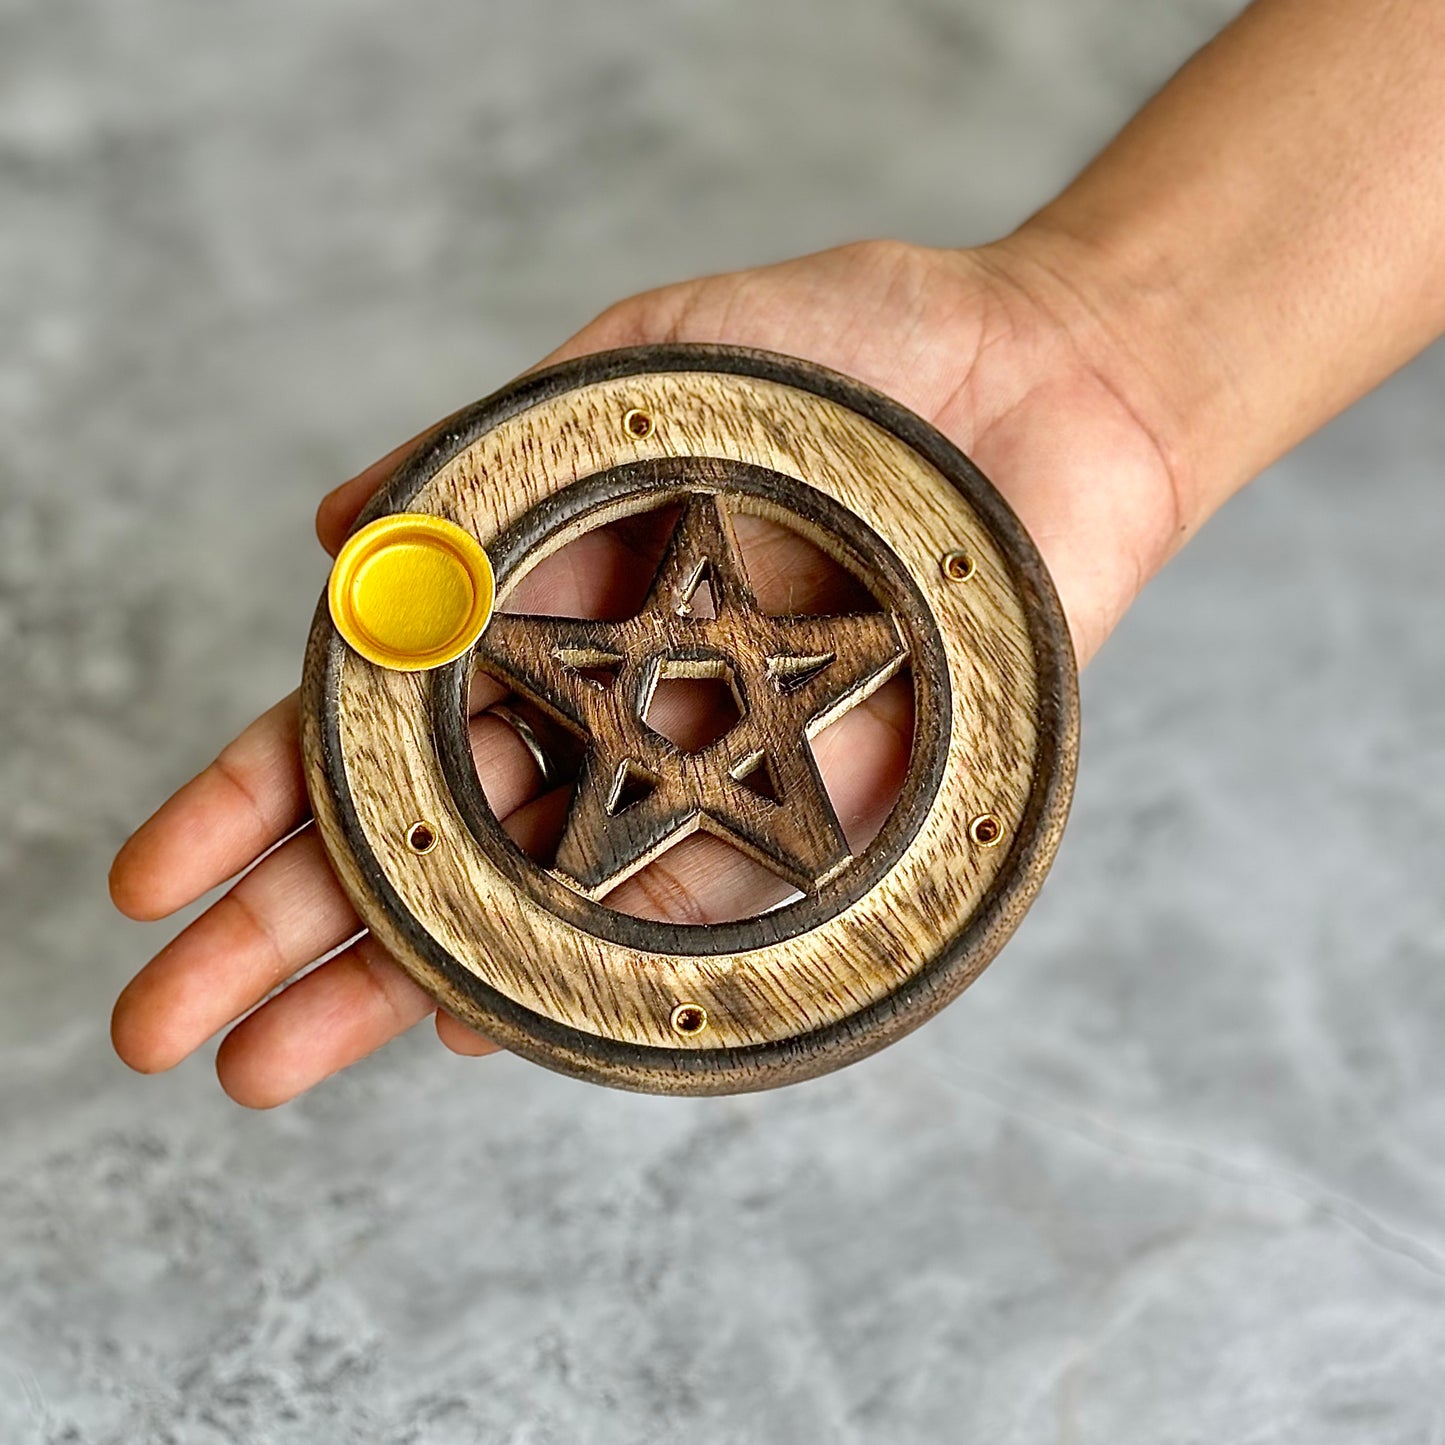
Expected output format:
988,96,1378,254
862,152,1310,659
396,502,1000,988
110,239,1177,1106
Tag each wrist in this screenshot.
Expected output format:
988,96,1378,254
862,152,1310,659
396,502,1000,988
977,214,1250,554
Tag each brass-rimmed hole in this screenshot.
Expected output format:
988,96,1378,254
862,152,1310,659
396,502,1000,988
670,1002,707,1036
623,408,654,439
406,821,438,854
969,813,1003,848
941,549,976,582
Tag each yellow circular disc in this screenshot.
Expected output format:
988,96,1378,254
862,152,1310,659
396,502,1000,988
328,514,494,671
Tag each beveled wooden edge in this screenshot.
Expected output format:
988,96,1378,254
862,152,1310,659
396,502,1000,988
302,344,1079,1094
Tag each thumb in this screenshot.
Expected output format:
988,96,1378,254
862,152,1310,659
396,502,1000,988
314,287,689,555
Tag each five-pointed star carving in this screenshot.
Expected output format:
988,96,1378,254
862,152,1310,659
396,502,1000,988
475,492,908,900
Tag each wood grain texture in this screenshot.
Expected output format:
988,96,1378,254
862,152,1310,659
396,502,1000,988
301,345,1078,1094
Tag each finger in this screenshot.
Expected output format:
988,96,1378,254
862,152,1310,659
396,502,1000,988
216,934,434,1109
311,320,652,554
220,782,576,1099
315,421,442,556
109,693,307,921
469,707,549,815
467,669,507,715
435,1009,502,1056
810,674,914,844
214,774,573,1085
111,827,361,1074
119,709,550,1083
316,426,437,556
109,652,539,1077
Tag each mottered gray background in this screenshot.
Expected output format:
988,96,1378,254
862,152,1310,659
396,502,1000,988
3,1,1445,1441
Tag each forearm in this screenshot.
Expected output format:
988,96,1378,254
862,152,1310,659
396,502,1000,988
1001,0,1445,542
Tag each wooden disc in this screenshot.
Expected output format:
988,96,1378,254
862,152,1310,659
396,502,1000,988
301,345,1078,1094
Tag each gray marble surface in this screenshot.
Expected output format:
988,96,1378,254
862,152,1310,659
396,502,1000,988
3,1,1444,1441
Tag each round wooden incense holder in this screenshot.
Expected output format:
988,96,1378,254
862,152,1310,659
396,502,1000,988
301,345,1078,1094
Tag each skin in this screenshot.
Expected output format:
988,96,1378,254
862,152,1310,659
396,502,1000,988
109,0,1445,1106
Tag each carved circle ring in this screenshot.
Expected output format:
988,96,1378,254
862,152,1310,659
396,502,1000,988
302,346,1077,1093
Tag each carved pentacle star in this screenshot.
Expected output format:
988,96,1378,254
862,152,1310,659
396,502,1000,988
475,491,909,899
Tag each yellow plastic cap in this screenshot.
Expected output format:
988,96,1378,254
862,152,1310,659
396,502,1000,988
327,514,495,671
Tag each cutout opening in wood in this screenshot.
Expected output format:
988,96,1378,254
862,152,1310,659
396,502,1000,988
767,651,835,695
608,759,659,816
730,750,783,805
642,655,743,754
675,560,717,619
498,502,682,621
554,644,622,691
600,829,802,925
807,663,915,854
465,687,584,869
731,510,880,617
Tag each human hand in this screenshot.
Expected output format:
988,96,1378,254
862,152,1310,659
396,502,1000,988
112,0,1445,1103
108,237,1183,1105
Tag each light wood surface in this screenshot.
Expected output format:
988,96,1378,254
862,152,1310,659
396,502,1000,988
301,346,1077,1093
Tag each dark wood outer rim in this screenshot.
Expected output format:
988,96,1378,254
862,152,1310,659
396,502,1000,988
302,344,1080,1094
